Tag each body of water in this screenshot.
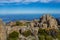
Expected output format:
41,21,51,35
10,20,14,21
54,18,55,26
0,14,60,22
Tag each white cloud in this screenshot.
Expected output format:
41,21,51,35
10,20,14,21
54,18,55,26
54,0,60,2
23,0,39,2
39,0,53,3
0,0,60,4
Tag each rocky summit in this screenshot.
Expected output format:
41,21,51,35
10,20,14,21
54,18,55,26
30,14,58,29
0,14,60,40
39,14,58,29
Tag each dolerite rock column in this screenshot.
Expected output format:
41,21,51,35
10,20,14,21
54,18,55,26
39,14,58,29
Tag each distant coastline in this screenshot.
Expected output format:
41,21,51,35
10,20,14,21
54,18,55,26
0,14,60,23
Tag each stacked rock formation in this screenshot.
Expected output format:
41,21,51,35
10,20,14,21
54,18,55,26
39,14,58,29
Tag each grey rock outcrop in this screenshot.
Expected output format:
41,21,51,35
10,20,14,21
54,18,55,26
0,19,7,40
0,14,59,40
39,14,58,29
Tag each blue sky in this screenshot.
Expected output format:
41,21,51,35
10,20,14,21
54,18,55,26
0,0,60,14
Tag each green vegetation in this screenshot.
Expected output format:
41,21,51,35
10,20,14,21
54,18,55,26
22,30,31,37
57,35,60,40
38,35,45,40
56,31,60,40
15,21,30,26
38,28,47,36
7,31,19,40
16,21,25,26
7,28,60,40
38,28,60,40
25,22,30,26
38,35,53,40
45,35,53,40
32,38,35,40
